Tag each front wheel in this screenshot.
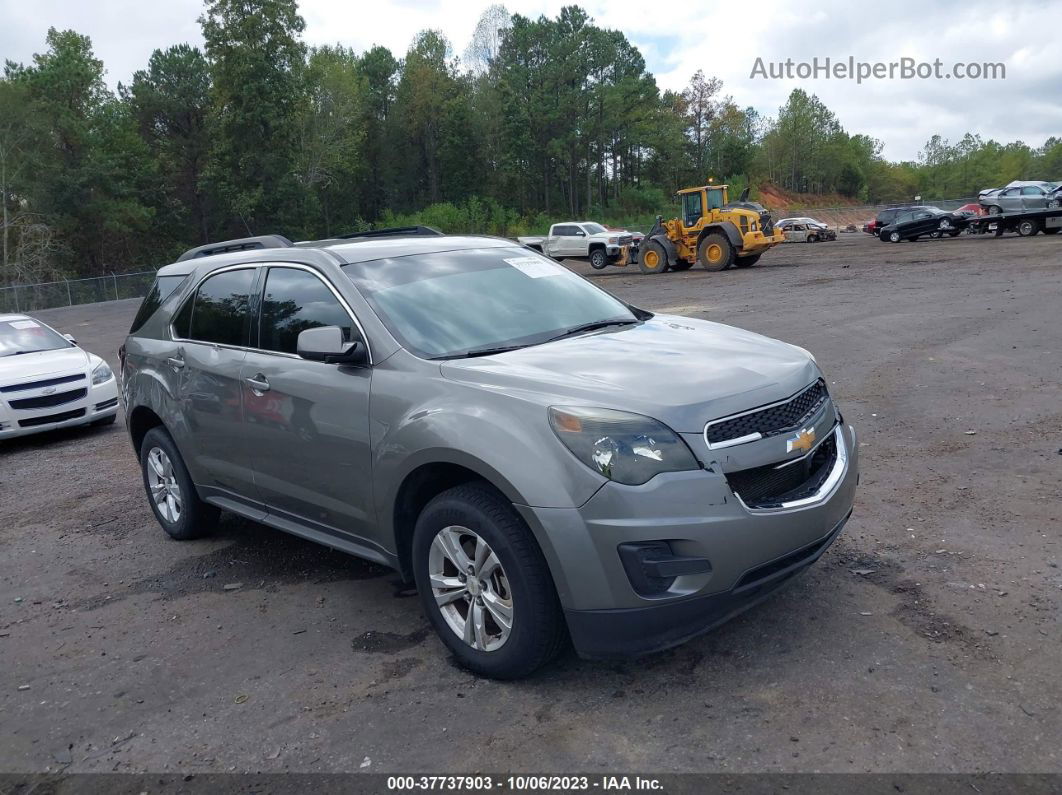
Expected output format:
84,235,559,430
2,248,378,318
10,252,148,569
986,205,1002,216
140,427,219,540
888,231,902,243
638,241,670,274
412,484,566,679
698,233,733,271
588,248,608,270
806,235,818,243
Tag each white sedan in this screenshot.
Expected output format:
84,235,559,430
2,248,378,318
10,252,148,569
0,314,119,440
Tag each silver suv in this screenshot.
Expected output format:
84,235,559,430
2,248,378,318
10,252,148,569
121,228,858,678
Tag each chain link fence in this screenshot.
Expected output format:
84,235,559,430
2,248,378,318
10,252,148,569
0,271,157,314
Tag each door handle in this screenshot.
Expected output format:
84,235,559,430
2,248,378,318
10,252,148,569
245,374,270,393
166,355,185,370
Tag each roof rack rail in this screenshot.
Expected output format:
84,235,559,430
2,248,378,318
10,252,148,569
176,234,293,262
335,226,444,240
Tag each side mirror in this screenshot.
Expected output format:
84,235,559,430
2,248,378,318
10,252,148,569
63,333,77,345
575,230,586,237
296,326,367,366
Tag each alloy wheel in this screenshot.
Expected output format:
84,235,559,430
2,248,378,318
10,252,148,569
146,446,182,523
428,525,513,652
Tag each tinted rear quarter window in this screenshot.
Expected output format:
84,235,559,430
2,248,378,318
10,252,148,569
184,268,255,346
129,275,188,334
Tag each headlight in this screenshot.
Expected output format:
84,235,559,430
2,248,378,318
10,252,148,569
608,236,619,244
548,407,699,485
92,361,114,385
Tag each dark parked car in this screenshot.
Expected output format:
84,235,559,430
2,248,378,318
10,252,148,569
878,208,965,242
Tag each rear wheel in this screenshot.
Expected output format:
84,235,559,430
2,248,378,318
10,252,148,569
588,248,608,270
697,233,733,271
734,254,761,268
638,241,670,274
1018,219,1041,237
412,484,566,679
139,427,219,540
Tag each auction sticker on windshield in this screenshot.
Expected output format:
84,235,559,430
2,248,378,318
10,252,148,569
504,257,562,278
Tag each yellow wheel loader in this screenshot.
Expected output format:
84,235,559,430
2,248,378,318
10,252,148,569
638,185,785,274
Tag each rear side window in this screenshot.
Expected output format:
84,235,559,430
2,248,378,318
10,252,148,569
129,275,188,334
178,268,255,346
258,267,355,354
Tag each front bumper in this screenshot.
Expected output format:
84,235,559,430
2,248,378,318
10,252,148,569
565,510,850,658
0,375,119,440
517,422,858,658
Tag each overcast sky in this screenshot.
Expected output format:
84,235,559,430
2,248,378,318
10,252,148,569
2,0,1060,162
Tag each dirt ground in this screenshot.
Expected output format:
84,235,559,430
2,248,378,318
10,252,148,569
1,232,1059,775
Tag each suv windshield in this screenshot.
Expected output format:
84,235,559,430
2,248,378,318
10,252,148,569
582,223,607,234
343,247,638,359
0,318,73,357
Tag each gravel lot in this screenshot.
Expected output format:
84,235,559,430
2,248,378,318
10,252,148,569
1,232,1059,775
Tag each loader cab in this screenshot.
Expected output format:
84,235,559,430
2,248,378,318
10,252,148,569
679,185,729,229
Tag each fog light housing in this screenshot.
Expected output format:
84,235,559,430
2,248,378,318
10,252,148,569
618,541,711,597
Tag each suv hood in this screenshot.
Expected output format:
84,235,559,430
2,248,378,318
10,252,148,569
0,347,90,386
441,315,819,433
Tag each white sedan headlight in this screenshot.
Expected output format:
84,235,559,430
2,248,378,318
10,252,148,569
92,361,114,385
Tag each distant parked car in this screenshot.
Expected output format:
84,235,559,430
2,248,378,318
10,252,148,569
0,314,119,439
864,205,933,237
978,181,1062,215
777,218,832,239
878,208,965,242
777,219,836,242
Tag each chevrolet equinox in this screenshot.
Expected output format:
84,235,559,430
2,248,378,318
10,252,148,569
121,228,858,679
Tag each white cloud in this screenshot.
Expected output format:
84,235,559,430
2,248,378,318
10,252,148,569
1,0,1059,160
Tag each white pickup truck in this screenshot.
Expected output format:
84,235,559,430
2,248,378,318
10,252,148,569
517,222,636,270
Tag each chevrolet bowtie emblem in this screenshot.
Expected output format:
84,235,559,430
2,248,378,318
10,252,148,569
787,428,816,453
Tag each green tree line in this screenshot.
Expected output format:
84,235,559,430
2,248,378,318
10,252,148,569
2,0,1060,283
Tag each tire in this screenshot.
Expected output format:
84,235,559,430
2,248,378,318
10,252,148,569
412,483,566,679
140,426,219,540
888,231,902,243
91,414,117,427
734,254,761,268
638,241,670,274
929,231,942,239
1017,219,1040,237
1047,200,1059,209
986,205,1002,216
1043,227,1060,235
588,248,608,270
806,235,818,243
697,233,733,271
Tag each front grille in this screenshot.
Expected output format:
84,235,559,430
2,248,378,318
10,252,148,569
726,432,837,510
9,388,87,410
617,234,632,246
95,397,119,411
0,373,85,393
18,408,86,428
706,380,829,446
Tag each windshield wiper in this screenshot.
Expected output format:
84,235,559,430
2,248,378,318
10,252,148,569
436,344,532,360
546,318,639,343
